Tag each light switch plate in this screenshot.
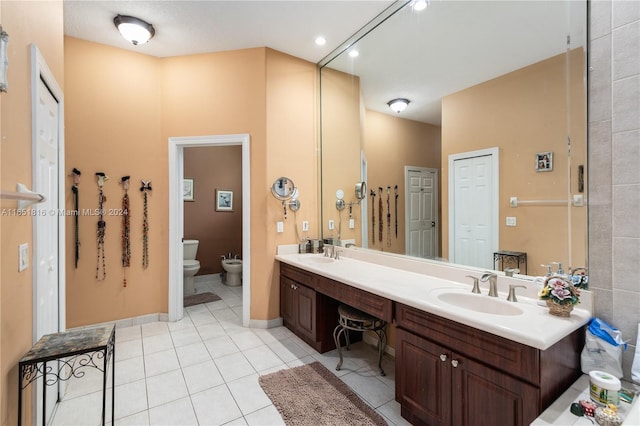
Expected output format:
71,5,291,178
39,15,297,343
276,221,284,233
302,221,309,231
19,243,29,272
328,219,335,230
506,216,517,227
349,218,355,229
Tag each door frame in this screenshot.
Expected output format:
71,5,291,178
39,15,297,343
30,43,66,421
168,134,251,325
447,147,499,265
404,166,439,258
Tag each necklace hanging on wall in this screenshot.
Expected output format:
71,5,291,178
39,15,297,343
95,172,108,281
70,168,82,268
120,176,131,287
140,179,152,269
386,186,391,247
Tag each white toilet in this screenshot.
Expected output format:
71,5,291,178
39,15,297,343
221,259,242,286
183,240,200,296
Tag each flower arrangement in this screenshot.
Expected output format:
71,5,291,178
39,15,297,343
539,275,580,306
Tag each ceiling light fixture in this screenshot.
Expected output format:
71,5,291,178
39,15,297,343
315,36,326,46
413,0,429,11
113,15,155,45
387,98,410,113
348,49,359,58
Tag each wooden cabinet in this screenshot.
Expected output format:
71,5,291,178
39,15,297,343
396,303,583,426
279,263,340,353
280,276,316,343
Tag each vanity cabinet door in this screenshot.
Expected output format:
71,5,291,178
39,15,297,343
280,276,297,327
280,276,317,344
451,352,539,426
295,282,316,342
396,328,451,426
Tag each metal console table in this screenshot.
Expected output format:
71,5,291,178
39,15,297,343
493,250,527,275
18,325,115,426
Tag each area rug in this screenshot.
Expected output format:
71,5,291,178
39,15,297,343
183,292,221,307
258,361,387,426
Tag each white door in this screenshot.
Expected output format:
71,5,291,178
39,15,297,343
451,154,493,269
34,75,61,424
405,167,438,258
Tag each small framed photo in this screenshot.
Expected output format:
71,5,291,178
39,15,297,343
216,189,233,211
183,178,194,201
535,152,553,172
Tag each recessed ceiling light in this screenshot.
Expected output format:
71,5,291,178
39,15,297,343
413,0,428,11
315,36,326,46
348,49,359,58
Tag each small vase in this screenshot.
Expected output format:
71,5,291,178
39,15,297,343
546,300,574,317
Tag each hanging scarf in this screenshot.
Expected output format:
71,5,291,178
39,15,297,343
95,173,108,280
121,176,131,287
71,168,81,268
140,180,152,269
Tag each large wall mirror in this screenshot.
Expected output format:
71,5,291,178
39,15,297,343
320,0,587,278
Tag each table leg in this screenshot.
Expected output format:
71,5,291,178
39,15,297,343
42,361,47,426
102,348,107,426
18,365,23,426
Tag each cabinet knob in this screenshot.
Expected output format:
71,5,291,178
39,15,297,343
439,354,447,362
451,359,459,368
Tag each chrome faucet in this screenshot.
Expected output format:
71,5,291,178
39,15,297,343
334,249,342,260
324,246,334,258
480,272,498,297
466,275,481,294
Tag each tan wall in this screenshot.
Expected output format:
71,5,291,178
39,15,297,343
320,68,362,243
363,109,441,254
0,2,64,423
64,37,164,327
65,40,317,326
184,146,243,275
265,49,319,319
441,50,587,275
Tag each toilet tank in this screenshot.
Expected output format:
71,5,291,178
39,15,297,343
183,240,199,260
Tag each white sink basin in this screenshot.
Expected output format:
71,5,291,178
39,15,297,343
435,291,524,316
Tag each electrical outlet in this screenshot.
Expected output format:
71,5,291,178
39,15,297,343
19,243,29,272
276,221,284,233
302,221,309,231
506,216,517,227
349,218,355,229
328,219,335,230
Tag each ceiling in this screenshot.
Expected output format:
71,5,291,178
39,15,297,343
63,1,395,63
64,1,586,125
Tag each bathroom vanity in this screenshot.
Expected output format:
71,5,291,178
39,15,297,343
276,250,591,426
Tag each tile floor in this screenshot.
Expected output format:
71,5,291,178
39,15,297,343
51,275,410,425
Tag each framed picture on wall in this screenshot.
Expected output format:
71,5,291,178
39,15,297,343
216,189,233,211
535,152,553,172
183,178,194,201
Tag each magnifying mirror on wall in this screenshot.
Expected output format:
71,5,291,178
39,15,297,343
355,182,367,201
271,177,296,200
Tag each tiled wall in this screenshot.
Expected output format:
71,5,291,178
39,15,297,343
589,0,640,381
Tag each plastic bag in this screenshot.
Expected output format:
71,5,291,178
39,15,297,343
581,318,626,379
632,323,640,384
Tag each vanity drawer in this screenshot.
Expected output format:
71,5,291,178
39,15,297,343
315,276,393,322
280,263,317,288
396,303,540,385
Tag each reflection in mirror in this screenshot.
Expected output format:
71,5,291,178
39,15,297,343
320,0,587,279
355,181,367,200
271,177,296,200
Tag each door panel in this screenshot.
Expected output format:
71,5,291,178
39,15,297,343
34,76,60,424
407,168,438,259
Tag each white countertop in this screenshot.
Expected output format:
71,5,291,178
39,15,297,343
276,248,592,350
532,375,639,425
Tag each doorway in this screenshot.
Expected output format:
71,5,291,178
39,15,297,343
168,134,250,325
448,147,499,269
31,44,66,425
405,166,439,259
